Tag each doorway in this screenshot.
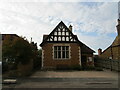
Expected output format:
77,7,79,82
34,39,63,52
81,56,87,68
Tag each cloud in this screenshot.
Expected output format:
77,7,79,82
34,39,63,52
76,32,115,53
0,1,118,53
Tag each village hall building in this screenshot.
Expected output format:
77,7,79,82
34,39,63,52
40,21,95,69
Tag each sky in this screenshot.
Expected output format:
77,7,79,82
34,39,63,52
0,0,119,54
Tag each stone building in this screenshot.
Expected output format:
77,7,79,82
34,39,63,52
98,19,120,60
40,21,95,69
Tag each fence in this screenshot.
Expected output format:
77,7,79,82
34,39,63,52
95,58,120,71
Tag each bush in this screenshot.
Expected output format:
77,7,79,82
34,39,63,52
2,62,8,73
8,70,18,77
71,65,82,70
82,66,95,71
56,65,70,70
56,65,82,71
95,67,103,71
55,65,104,71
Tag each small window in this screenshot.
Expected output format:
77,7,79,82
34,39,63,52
54,32,57,35
62,32,65,35
66,32,69,35
62,37,65,41
58,32,61,35
54,37,57,41
66,37,69,41
58,37,61,41
50,38,53,41
58,28,60,31
54,46,70,59
88,57,92,61
63,28,65,31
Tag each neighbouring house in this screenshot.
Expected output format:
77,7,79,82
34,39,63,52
98,19,120,60
2,34,19,41
40,21,95,69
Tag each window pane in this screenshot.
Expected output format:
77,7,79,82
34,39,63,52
88,57,92,61
66,32,69,35
58,46,61,50
54,32,57,35
71,38,73,41
66,51,69,58
54,37,57,41
58,51,61,58
66,46,69,50
62,32,65,35
62,51,65,58
54,46,69,59
58,28,60,31
54,51,57,58
58,37,61,41
54,46,57,51
62,37,65,41
66,37,69,41
51,36,53,38
50,38,53,41
58,32,61,35
62,46,65,51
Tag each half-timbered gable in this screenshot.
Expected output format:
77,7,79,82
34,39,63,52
40,21,81,46
40,21,95,69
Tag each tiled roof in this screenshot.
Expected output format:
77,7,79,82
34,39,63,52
2,34,19,41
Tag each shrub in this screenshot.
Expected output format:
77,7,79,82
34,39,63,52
8,70,18,77
56,65,71,70
2,62,8,73
56,65,82,71
95,67,103,71
71,65,82,70
82,66,95,71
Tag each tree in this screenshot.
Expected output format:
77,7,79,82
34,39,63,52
38,49,42,59
13,37,33,64
2,35,15,64
2,35,33,71
30,42,41,69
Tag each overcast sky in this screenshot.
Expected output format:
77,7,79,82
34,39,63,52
0,0,119,54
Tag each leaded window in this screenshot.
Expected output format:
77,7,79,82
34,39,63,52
54,46,69,59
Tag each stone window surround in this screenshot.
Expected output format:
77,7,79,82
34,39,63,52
52,44,71,60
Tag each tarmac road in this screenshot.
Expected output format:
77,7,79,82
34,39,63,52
2,77,118,88
2,70,119,89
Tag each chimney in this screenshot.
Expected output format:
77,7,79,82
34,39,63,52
116,19,120,36
98,48,102,56
69,25,72,32
31,37,32,42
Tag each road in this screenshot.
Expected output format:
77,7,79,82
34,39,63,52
2,70,119,89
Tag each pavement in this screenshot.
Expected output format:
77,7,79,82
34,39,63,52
30,69,118,78
2,69,119,89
